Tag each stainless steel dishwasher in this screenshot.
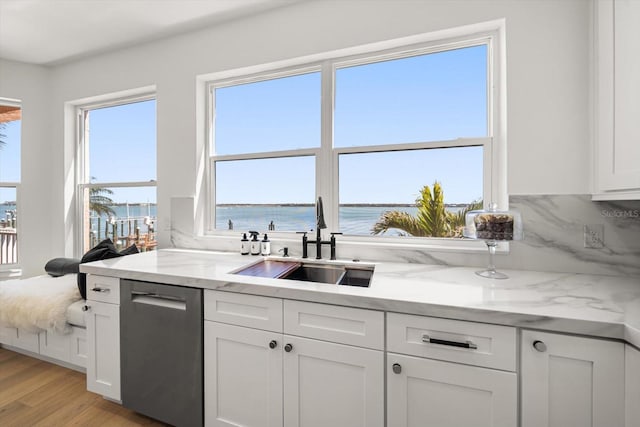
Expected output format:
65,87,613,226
120,279,203,427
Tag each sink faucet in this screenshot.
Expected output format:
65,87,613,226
298,197,341,260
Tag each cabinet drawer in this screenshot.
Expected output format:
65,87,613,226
284,300,384,350
204,290,282,332
86,275,120,304
387,313,516,371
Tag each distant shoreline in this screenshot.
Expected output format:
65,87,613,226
217,203,471,207
2,202,472,208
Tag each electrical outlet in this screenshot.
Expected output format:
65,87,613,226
584,224,604,248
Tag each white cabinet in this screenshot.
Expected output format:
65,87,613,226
1,321,86,369
387,353,517,427
85,275,120,401
283,335,383,427
521,330,625,427
386,313,517,427
204,321,283,427
39,326,87,367
627,344,640,427
204,290,384,427
0,324,39,353
594,0,640,199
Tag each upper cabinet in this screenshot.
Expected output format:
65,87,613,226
594,0,640,200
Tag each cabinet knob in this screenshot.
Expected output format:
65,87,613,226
533,340,547,352
284,343,293,352
82,305,90,312
392,363,402,374
269,340,277,349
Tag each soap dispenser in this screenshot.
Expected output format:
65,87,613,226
240,233,249,255
261,234,271,256
249,231,261,255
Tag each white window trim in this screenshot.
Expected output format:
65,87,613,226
202,20,506,254
74,91,157,257
0,97,22,273
0,182,21,275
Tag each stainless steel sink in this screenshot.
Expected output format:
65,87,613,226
281,264,345,285
233,259,374,287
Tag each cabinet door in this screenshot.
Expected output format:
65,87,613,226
85,301,120,401
387,353,516,427
595,0,640,196
204,321,283,427
283,335,384,427
627,344,640,427
521,330,624,427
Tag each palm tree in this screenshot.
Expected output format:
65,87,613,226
371,181,482,237
0,123,6,148
448,199,484,237
89,177,116,217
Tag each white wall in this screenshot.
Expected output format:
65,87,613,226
0,59,52,276
4,0,594,271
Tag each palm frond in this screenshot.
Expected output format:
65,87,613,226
371,211,425,236
89,183,116,217
416,182,450,237
0,123,6,148
448,199,484,237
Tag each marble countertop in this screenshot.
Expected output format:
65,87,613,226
80,248,640,347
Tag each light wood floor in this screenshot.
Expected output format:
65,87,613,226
0,347,168,426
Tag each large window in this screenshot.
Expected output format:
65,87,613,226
77,96,156,254
209,32,500,242
0,101,21,268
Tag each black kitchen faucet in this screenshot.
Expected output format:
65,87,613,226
298,197,341,260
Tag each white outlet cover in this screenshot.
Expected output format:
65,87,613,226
584,224,604,248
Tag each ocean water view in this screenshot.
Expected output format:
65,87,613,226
2,203,465,237
216,205,464,236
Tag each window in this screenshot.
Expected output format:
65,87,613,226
208,31,501,243
0,100,21,268
211,71,320,232
77,96,156,254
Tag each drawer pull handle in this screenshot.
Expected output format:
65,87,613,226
284,343,293,352
422,334,478,350
533,340,547,352
82,305,90,312
392,363,402,374
91,287,110,293
269,340,278,349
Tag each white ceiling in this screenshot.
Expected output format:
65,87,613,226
0,0,300,66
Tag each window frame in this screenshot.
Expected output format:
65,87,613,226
0,98,22,275
205,25,505,252
75,92,157,256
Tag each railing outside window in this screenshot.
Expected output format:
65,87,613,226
0,227,17,265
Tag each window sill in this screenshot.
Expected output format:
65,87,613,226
200,230,509,256
0,267,22,279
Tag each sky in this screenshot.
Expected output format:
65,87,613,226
215,44,486,205
1,44,487,207
0,119,20,204
87,99,157,203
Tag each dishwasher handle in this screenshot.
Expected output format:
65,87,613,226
131,292,187,310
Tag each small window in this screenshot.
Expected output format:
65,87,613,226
211,71,321,232
0,102,21,267
215,157,316,232
214,71,321,155
338,147,483,236
78,97,157,253
334,45,488,147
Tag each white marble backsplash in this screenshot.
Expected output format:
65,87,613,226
508,195,640,277
170,195,640,277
